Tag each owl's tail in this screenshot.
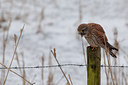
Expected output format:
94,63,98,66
105,42,118,58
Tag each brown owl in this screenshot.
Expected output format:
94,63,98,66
77,23,118,58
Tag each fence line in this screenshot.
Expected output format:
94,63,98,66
0,64,128,69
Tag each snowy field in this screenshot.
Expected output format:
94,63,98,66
0,0,128,85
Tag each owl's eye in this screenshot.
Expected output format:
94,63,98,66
82,30,84,32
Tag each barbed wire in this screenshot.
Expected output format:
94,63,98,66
0,64,128,69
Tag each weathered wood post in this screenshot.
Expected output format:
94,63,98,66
87,46,101,85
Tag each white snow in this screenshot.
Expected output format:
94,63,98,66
0,0,128,85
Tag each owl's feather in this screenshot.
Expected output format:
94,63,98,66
77,23,118,58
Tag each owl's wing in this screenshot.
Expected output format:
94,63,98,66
88,23,105,33
89,23,108,43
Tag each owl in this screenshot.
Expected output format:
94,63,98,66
77,23,118,58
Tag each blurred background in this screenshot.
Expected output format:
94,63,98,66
0,0,128,85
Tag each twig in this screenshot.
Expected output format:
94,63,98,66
103,50,110,85
0,62,33,85
68,74,73,85
47,48,53,85
51,48,70,84
3,25,25,85
41,54,45,85
1,20,11,84
106,52,115,85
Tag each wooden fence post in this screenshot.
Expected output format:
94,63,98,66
87,46,101,85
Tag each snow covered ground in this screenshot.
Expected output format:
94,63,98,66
0,0,128,85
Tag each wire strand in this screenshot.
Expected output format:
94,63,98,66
0,64,128,69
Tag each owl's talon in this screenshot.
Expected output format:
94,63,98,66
92,47,96,50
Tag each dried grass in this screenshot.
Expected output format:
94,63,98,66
36,7,45,34
102,28,128,85
0,62,33,85
22,53,26,85
41,54,45,85
68,74,73,85
3,25,25,85
51,48,71,85
47,49,54,85
0,20,11,85
74,0,82,26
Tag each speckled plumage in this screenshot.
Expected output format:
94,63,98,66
78,23,118,58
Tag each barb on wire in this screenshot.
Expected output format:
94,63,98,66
0,64,128,70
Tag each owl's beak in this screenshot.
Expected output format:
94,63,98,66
78,31,85,37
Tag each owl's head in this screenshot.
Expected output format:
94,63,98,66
77,24,89,36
